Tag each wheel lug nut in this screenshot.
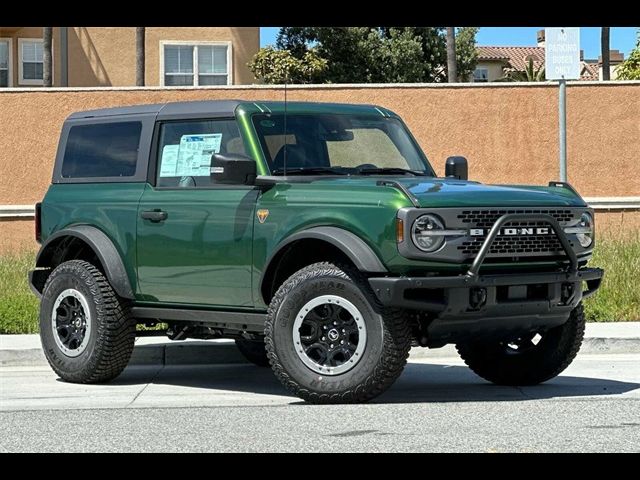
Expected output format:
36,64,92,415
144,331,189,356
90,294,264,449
340,340,344,345
322,337,326,341
333,321,337,325
330,344,334,348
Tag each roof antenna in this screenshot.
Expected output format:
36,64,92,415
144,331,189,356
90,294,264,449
283,69,288,176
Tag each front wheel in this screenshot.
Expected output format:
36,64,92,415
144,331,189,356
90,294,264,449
456,303,586,386
265,262,411,404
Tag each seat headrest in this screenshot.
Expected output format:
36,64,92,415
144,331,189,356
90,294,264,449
272,145,309,170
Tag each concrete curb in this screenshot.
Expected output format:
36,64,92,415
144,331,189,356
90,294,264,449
0,340,247,368
1,336,639,368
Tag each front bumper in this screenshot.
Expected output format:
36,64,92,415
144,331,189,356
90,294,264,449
370,211,604,345
369,267,603,344
370,267,603,311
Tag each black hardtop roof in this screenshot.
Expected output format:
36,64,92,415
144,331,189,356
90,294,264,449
65,99,392,120
67,100,245,119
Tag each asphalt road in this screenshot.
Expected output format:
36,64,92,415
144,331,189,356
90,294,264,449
1,354,639,452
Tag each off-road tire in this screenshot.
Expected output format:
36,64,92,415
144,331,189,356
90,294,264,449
265,262,411,404
456,303,586,386
39,260,135,383
235,338,270,367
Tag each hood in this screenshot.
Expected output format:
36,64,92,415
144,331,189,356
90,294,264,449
396,178,586,208
276,176,587,208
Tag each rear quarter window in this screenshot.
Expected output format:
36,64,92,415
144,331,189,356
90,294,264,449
61,122,142,178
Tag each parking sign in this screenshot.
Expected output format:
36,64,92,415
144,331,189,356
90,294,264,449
545,28,580,80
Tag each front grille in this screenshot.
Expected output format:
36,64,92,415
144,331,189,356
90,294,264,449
455,211,577,258
456,209,575,228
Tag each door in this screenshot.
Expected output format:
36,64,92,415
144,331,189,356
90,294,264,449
136,118,258,307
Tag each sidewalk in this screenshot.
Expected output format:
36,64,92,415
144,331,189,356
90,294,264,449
1,322,638,367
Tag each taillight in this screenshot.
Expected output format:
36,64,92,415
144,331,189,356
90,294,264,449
35,202,42,243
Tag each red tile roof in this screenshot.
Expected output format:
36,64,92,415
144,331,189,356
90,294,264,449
580,62,599,81
477,46,545,71
477,46,600,81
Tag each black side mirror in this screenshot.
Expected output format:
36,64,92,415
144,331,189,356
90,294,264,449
445,156,468,180
211,153,256,185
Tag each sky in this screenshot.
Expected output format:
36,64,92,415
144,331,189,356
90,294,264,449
260,27,638,59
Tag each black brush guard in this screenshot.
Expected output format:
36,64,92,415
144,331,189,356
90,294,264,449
369,213,604,345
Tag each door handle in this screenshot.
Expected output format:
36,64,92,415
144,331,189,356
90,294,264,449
140,210,168,223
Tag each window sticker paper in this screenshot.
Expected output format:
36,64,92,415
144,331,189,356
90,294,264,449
159,144,180,177
175,134,223,176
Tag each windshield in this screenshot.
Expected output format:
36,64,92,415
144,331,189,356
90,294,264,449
251,114,434,176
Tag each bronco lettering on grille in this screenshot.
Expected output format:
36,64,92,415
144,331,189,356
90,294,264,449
469,227,551,236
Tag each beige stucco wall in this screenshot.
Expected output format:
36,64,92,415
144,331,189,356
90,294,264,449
2,27,259,87
68,27,258,87
0,82,638,249
67,27,135,86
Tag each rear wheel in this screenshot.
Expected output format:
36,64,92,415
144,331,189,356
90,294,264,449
235,338,269,367
456,303,586,385
39,260,135,383
265,262,411,404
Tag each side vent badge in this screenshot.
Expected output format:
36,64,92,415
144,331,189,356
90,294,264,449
257,209,270,224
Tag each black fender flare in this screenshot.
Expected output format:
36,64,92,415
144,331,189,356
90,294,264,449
260,226,387,296
33,225,134,299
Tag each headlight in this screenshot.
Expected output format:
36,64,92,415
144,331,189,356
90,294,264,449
576,212,594,247
565,212,594,247
411,214,446,252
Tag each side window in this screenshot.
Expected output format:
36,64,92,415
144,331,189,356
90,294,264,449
156,119,246,188
62,122,142,178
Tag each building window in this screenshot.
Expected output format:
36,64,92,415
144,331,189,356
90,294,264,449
0,38,12,87
473,68,489,83
19,38,44,85
161,42,231,86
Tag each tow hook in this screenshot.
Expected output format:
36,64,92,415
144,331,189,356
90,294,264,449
469,287,487,310
561,282,575,305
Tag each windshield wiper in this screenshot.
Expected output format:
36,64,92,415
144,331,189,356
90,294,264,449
271,167,348,176
356,167,429,176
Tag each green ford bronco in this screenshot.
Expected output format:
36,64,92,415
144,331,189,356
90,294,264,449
30,100,603,404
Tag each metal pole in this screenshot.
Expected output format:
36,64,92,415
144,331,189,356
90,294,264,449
559,78,567,182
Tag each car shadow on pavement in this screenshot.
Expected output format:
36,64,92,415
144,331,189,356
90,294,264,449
377,362,640,404
103,360,640,404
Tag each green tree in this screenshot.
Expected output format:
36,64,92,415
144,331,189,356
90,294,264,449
616,30,640,80
499,58,546,82
248,47,327,84
275,27,427,83
252,27,479,84
454,27,479,81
